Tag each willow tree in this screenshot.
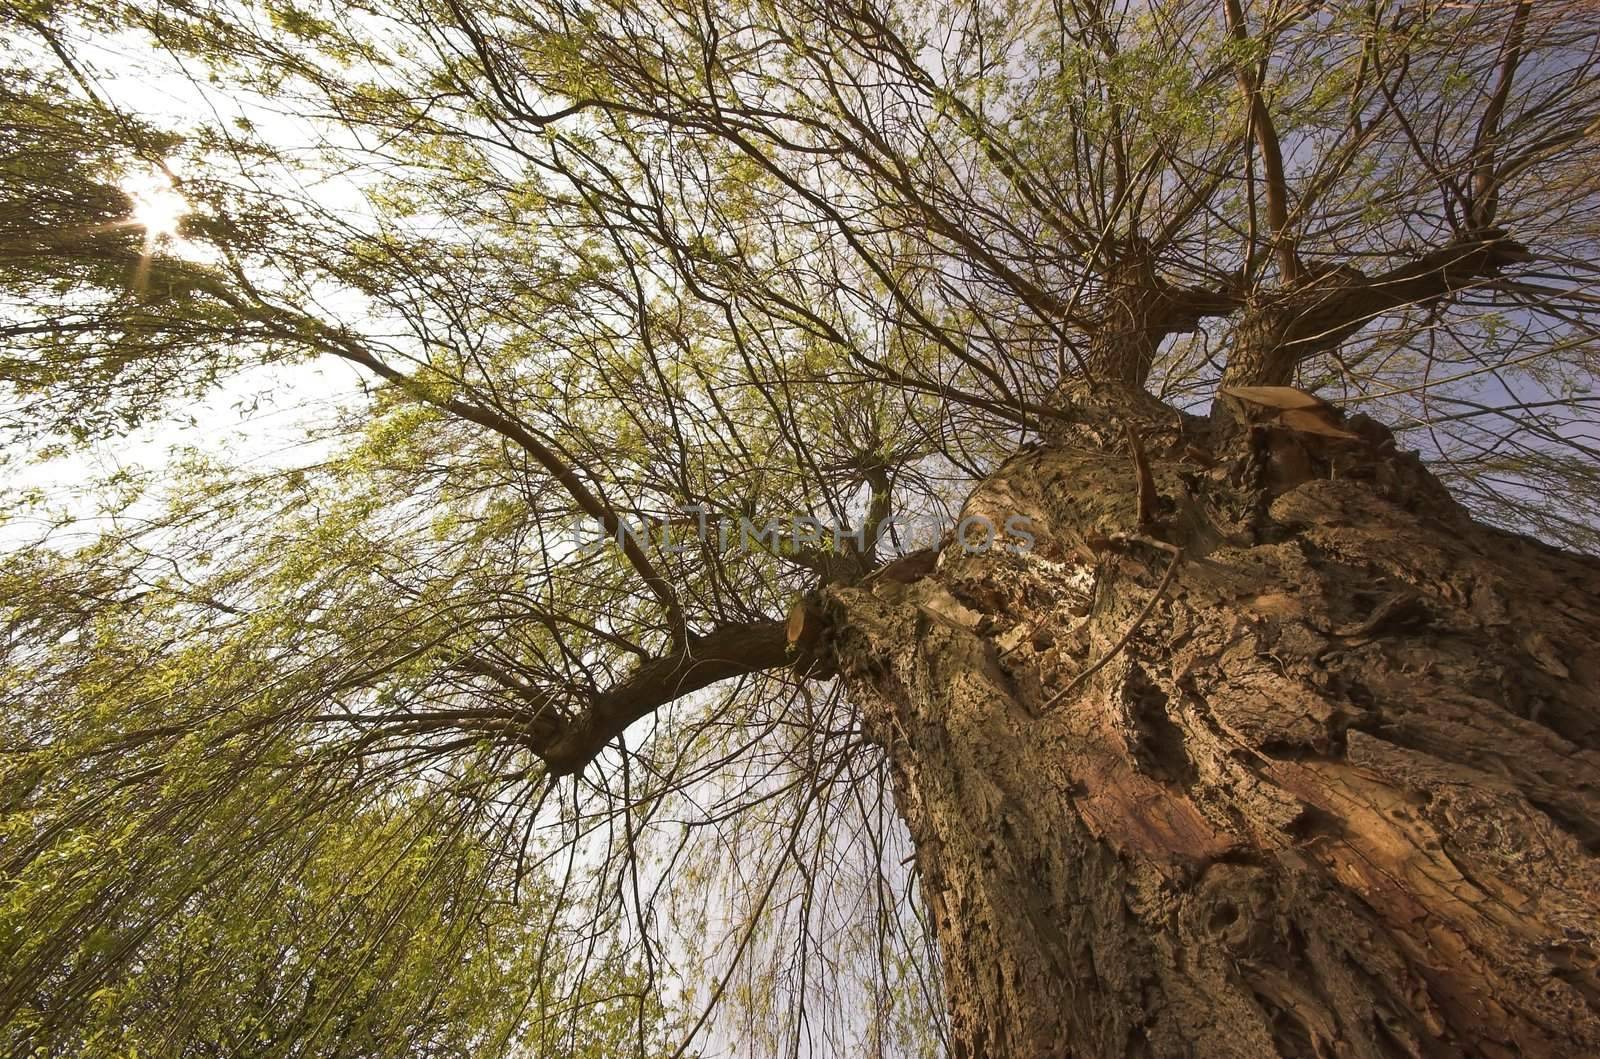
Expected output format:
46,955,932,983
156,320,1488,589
4,0,1600,1056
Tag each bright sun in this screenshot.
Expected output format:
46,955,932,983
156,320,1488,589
121,170,189,241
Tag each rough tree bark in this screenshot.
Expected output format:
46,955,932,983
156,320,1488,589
825,379,1600,1058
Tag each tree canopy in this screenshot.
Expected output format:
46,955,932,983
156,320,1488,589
3,0,1598,1055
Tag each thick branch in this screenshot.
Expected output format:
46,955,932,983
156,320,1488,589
534,620,792,776
1222,232,1531,387
1469,0,1533,229
1086,251,1243,385
1358,231,1533,315
1224,0,1299,284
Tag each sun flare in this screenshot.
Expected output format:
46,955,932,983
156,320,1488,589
121,170,189,241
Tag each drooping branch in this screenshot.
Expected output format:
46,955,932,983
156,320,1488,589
323,337,693,645
185,270,693,643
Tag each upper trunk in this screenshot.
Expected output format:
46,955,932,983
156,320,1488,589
826,388,1600,1058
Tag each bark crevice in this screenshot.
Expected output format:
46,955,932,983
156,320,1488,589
828,399,1600,1058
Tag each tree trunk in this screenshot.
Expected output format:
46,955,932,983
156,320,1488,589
826,391,1600,1058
